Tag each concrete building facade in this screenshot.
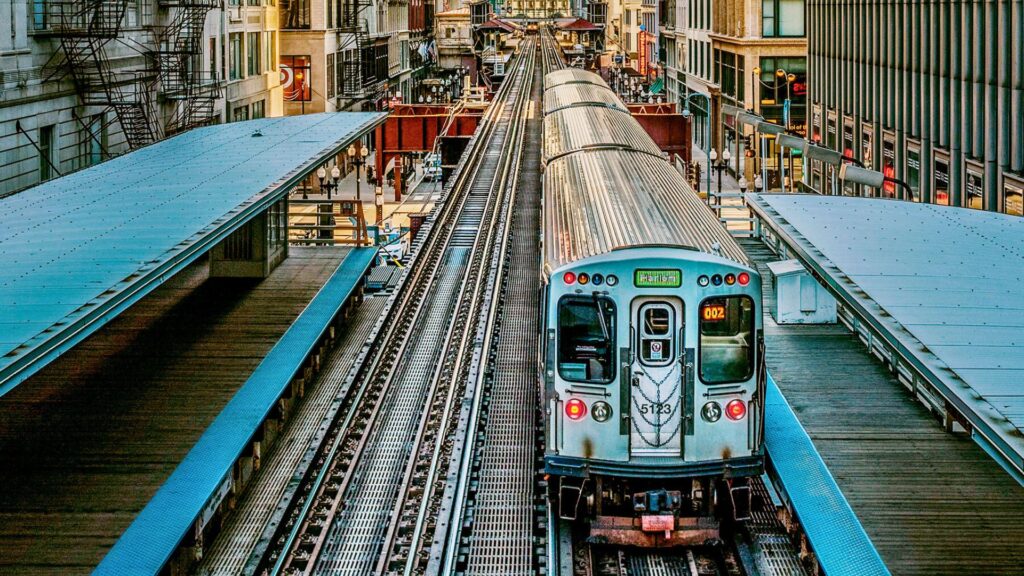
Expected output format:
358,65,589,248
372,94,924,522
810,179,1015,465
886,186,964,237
807,0,1024,215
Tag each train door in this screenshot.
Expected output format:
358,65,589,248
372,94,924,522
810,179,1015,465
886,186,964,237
629,297,684,457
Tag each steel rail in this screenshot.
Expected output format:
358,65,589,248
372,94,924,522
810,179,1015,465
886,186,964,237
420,43,539,576
260,46,528,575
435,41,542,575
379,41,539,575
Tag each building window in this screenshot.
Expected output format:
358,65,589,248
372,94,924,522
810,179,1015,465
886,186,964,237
33,0,47,29
233,105,249,122
229,0,240,6
209,37,217,77
83,114,106,167
38,125,55,181
229,33,242,80
1003,175,1024,216
861,124,873,170
326,53,336,99
906,141,922,202
762,0,804,37
281,55,312,101
248,0,260,6
882,132,896,198
758,57,805,133
281,0,310,28
841,117,855,195
964,161,984,210
251,99,266,119
247,32,260,76
933,150,950,205
265,32,275,72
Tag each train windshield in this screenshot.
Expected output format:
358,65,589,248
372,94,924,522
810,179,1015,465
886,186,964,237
558,296,617,384
699,296,755,384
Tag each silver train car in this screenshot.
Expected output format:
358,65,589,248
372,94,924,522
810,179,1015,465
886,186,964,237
540,69,766,546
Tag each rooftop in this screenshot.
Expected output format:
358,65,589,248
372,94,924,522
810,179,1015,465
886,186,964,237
0,112,386,397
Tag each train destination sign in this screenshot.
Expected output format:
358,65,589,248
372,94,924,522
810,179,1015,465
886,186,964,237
634,269,682,288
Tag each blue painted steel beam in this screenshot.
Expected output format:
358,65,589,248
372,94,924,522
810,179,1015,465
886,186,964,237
93,248,377,575
765,374,890,576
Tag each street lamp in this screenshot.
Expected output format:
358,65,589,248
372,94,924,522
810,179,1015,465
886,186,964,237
348,143,370,244
316,165,342,199
348,143,370,201
709,148,732,199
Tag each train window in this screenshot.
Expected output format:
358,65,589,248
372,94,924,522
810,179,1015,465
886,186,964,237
558,296,617,384
699,296,755,384
639,303,675,367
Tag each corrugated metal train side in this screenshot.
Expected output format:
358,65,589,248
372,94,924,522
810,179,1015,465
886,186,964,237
541,70,748,272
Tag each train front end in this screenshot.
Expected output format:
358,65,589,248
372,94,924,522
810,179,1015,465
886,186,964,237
542,246,765,546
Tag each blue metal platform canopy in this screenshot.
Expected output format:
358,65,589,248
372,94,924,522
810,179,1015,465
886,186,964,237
0,112,386,397
747,194,1024,482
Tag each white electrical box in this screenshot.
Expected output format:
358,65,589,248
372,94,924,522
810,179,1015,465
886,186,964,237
766,259,837,324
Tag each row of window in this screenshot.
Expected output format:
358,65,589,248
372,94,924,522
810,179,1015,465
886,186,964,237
688,0,711,30
34,116,110,184
225,31,277,81
811,106,1024,216
232,99,267,122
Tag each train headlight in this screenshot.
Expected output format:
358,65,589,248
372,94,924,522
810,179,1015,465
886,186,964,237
701,402,722,423
591,273,604,286
726,400,747,421
605,275,619,286
697,275,710,287
711,274,723,286
725,273,736,285
565,398,587,420
738,272,750,286
591,401,612,422
563,271,576,284
578,273,590,285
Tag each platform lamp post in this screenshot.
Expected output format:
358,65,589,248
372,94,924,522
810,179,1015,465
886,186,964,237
683,92,713,199
709,147,731,201
349,143,370,244
316,165,342,199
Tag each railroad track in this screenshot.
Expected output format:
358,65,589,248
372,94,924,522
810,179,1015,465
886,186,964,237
249,38,538,576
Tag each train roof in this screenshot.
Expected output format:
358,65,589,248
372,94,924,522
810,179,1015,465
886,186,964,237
543,68,607,90
543,149,750,271
543,106,663,162
543,82,628,116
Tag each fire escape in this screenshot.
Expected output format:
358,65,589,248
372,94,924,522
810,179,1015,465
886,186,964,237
156,0,222,134
41,1,158,148
337,0,385,101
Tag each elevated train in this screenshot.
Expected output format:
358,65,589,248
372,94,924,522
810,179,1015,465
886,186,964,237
540,69,766,546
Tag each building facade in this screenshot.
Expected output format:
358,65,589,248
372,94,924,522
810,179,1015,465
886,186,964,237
1,0,281,196
673,0,805,187
807,0,1023,215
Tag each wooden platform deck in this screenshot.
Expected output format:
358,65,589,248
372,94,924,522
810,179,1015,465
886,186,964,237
0,247,351,575
741,238,1024,576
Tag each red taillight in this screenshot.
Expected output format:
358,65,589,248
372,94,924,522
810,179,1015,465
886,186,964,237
563,271,576,285
738,272,750,286
726,400,746,421
565,398,587,420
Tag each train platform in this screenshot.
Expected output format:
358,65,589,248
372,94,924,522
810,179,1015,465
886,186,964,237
747,194,1024,481
0,247,367,575
0,112,385,398
741,236,1024,575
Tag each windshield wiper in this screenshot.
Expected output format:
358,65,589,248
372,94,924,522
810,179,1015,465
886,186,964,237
593,295,610,342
